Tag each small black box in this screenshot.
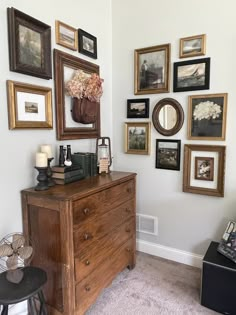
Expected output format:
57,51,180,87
201,241,236,314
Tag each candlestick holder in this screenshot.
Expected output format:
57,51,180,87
35,166,49,191
47,157,55,187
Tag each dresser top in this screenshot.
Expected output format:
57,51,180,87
21,171,136,201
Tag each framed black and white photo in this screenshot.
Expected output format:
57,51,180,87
188,93,227,140
173,58,210,92
217,221,236,263
134,44,170,95
127,99,149,118
7,7,52,79
125,122,151,155
179,34,206,58
78,29,97,59
195,157,214,181
156,139,181,171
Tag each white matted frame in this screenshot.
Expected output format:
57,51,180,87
183,144,226,197
7,80,52,129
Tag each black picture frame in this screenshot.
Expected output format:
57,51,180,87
217,221,236,263
78,29,97,59
7,7,52,79
127,98,149,118
156,139,181,171
173,57,210,92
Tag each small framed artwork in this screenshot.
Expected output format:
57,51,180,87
125,122,151,155
188,93,227,140
217,221,236,263
127,99,149,118
55,20,78,51
134,44,170,95
156,140,181,171
7,80,52,129
173,58,210,92
78,29,97,59
183,144,226,197
179,34,206,58
7,7,52,79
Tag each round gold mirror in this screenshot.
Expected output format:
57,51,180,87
152,98,184,136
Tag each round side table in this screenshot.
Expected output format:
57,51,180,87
0,266,47,315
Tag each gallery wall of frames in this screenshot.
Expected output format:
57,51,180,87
125,33,227,197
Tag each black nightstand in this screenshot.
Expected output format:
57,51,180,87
201,241,236,314
0,266,47,315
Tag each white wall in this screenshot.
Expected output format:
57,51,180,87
0,0,112,237
112,0,236,255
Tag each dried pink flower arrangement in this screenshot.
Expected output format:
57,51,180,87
65,70,104,103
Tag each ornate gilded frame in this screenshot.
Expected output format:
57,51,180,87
179,34,206,58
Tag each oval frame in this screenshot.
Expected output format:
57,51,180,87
152,98,184,136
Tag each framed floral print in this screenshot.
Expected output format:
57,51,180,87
183,144,226,197
134,44,170,95
188,93,227,140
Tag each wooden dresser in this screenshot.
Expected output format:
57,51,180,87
21,171,136,315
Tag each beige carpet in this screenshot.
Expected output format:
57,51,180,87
86,252,219,315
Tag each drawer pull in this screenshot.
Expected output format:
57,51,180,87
83,233,92,240
85,259,90,266
83,208,90,215
126,248,131,252
126,188,132,193
125,228,131,233
125,208,131,213
85,285,91,292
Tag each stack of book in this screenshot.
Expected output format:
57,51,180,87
51,165,84,185
72,152,97,178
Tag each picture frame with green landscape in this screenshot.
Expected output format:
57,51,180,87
125,122,151,155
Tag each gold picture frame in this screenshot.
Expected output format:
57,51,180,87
125,122,151,155
7,80,52,129
134,44,170,95
183,144,226,197
188,93,227,140
179,34,206,58
55,20,78,51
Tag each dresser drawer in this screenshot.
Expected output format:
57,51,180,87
75,238,133,313
73,179,135,226
74,217,135,282
73,199,134,254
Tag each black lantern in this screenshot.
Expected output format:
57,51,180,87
96,137,112,173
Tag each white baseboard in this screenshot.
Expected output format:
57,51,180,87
137,239,203,269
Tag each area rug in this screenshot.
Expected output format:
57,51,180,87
86,252,219,314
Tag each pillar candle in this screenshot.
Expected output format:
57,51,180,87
36,152,48,167
41,144,53,158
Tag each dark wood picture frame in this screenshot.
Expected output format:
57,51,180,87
173,58,210,92
78,29,97,59
152,98,184,136
127,99,149,118
7,7,52,79
156,139,181,171
54,49,100,140
183,144,226,197
194,157,214,181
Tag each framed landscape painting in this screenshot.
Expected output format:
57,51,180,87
55,20,78,51
7,7,52,79
173,58,210,92
127,99,149,118
179,34,206,58
78,29,97,59
156,139,181,171
134,44,170,95
125,122,151,155
188,93,227,140
183,144,226,197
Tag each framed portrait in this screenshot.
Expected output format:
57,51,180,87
173,58,210,92
125,122,151,155
217,221,236,263
127,99,149,118
55,20,78,51
54,49,100,140
134,44,170,95
156,139,181,171
7,7,52,79
7,80,52,129
183,144,226,197
179,34,206,58
78,29,97,59
188,93,227,140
